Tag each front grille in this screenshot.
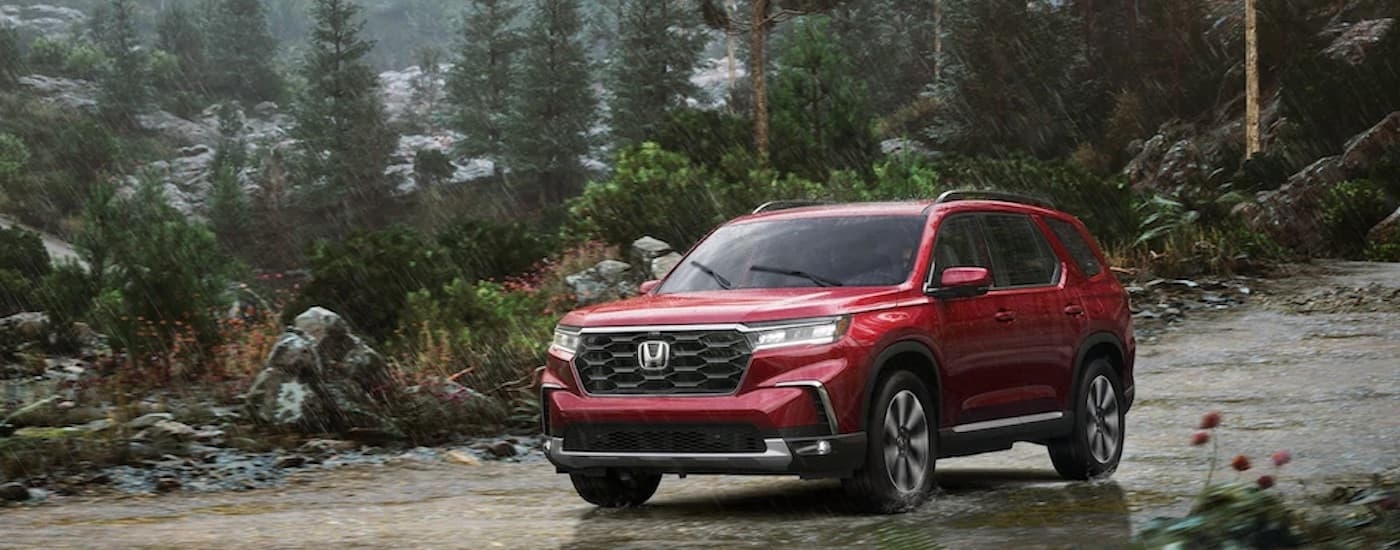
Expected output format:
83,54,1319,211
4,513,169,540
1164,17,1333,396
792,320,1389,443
562,424,766,453
573,330,752,395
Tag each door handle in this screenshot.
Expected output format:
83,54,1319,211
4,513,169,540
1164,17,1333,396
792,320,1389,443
994,310,1016,323
1064,305,1086,317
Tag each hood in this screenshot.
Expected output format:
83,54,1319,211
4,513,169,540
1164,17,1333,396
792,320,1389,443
560,287,908,328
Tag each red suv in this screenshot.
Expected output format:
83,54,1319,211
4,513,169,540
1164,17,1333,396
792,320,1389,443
541,191,1135,513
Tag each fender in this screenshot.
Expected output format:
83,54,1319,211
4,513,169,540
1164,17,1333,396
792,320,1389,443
1069,331,1127,409
858,340,943,431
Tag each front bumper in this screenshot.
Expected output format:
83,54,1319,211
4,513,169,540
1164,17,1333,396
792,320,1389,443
546,433,866,478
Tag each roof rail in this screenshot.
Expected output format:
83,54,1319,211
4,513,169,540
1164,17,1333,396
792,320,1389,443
933,189,1056,210
751,200,830,214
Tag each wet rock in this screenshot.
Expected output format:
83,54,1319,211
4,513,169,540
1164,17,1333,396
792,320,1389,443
0,5,85,37
0,482,30,502
273,456,306,469
243,308,401,438
138,420,198,442
16,75,98,112
630,236,674,272
485,441,518,458
127,413,175,430
1368,206,1400,245
1323,18,1394,65
566,260,637,306
1341,111,1400,173
0,312,48,340
299,438,358,454
1246,112,1400,253
445,450,480,466
650,253,683,280
154,477,182,493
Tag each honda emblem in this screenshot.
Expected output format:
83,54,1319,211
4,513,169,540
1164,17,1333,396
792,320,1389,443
638,341,670,370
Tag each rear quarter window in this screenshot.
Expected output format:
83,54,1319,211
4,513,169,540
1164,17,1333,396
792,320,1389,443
1046,218,1104,277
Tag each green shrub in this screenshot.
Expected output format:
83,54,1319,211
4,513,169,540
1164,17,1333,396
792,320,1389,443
651,108,750,171
35,261,98,352
437,218,554,283
1320,180,1396,258
1280,26,1400,156
0,226,51,315
25,37,69,75
78,181,236,364
0,133,26,182
288,225,452,343
566,143,823,249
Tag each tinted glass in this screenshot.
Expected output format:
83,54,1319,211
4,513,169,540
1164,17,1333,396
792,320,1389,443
981,214,1060,287
659,216,926,293
1047,218,1103,277
931,215,989,283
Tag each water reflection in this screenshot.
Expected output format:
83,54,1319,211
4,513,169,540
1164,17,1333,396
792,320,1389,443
562,468,1130,549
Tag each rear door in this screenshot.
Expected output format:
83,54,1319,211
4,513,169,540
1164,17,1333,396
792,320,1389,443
970,213,1069,419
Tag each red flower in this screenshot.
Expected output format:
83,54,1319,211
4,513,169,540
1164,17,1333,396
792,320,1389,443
1199,411,1222,429
1271,450,1292,467
1190,431,1210,446
1231,455,1252,472
1256,475,1276,489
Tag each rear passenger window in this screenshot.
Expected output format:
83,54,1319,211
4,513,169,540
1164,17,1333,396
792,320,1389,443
1047,218,1103,277
931,215,990,283
980,214,1060,287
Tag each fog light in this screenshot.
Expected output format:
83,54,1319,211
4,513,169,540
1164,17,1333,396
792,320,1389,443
795,440,833,456
542,439,552,452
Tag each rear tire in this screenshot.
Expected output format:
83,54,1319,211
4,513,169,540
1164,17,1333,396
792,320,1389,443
842,370,937,514
1048,358,1125,480
569,470,662,508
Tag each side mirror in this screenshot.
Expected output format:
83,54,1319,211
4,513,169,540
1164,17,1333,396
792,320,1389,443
929,267,991,299
639,280,660,294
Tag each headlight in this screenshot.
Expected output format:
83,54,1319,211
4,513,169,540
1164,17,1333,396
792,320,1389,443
749,316,851,351
551,325,581,353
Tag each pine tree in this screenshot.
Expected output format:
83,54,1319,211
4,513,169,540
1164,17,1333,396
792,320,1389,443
0,26,21,89
507,0,596,204
828,0,939,117
769,15,876,179
291,0,399,234
209,0,284,103
446,0,524,171
97,0,149,126
156,3,208,93
607,0,705,145
928,0,1088,156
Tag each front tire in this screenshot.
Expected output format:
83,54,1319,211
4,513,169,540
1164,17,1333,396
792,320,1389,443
569,470,662,508
1048,358,1125,480
842,370,937,513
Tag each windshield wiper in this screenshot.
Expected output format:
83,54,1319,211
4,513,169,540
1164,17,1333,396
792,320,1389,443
689,261,733,289
749,265,844,287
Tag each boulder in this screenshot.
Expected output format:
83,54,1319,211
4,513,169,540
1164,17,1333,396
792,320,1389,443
1245,112,1400,252
651,252,683,280
1368,207,1400,244
630,236,674,272
1341,111,1400,173
0,312,48,341
1322,18,1394,65
242,309,401,438
0,481,30,502
0,5,85,38
566,260,637,306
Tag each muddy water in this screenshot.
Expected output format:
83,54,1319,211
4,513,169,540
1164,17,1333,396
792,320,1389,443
3,262,1399,549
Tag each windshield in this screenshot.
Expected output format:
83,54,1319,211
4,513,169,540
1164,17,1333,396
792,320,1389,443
658,216,926,293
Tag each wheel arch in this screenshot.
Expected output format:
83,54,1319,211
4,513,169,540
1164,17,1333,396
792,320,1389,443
1071,332,1127,407
859,340,943,431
